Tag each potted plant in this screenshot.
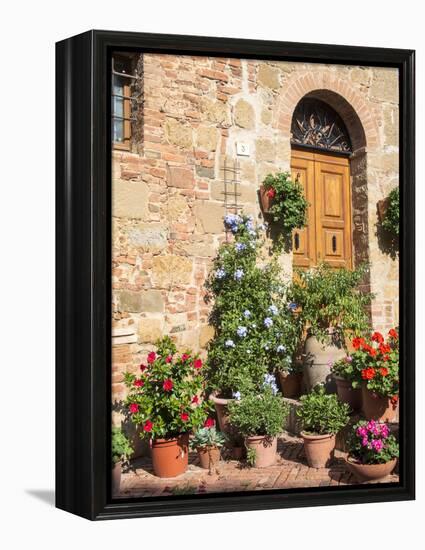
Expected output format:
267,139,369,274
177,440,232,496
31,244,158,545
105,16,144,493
331,355,362,411
190,421,226,473
289,263,372,391
350,329,399,422
260,172,308,232
378,187,399,236
228,379,289,468
277,360,303,399
346,420,399,481
111,427,134,495
124,337,210,478
205,213,301,430
297,385,350,468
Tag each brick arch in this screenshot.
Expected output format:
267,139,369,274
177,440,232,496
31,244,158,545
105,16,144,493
275,73,380,152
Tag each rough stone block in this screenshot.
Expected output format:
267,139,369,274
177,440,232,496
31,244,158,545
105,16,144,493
256,138,276,162
127,223,167,253
196,126,218,151
152,255,193,287
257,63,280,90
167,166,195,189
138,318,163,343
140,290,164,312
193,201,225,233
164,118,193,149
234,99,255,129
112,180,149,219
117,291,143,313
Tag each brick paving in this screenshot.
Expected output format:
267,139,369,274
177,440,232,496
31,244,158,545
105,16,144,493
116,432,399,498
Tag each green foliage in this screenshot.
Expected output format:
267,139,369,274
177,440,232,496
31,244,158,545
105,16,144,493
288,262,373,346
124,336,211,439
348,420,399,464
382,187,399,236
228,387,289,437
190,426,226,450
205,213,302,396
262,172,309,233
297,385,350,435
331,356,363,385
112,427,133,465
246,447,257,467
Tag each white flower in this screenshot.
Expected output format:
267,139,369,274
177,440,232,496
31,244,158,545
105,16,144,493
243,309,251,318
268,304,278,315
264,317,273,328
233,391,241,401
237,326,248,338
225,339,235,348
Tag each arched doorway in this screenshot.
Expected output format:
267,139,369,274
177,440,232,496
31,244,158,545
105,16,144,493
290,97,354,270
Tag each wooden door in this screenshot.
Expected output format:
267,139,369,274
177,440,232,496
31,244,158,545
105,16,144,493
291,149,352,269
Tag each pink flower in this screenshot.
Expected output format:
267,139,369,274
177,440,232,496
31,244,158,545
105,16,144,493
147,352,156,364
140,364,147,372
181,353,190,362
193,358,203,370
134,379,144,388
372,439,383,452
191,395,199,405
129,403,139,414
204,418,215,428
143,420,153,432
381,424,390,438
361,436,369,447
165,355,173,363
180,412,189,422
163,379,173,392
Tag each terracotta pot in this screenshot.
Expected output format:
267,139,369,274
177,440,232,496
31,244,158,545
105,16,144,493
304,333,345,392
111,461,121,495
209,393,234,432
301,432,336,468
229,446,245,460
334,375,362,411
197,446,221,470
259,185,274,214
151,434,189,478
245,435,277,468
278,370,302,398
347,456,397,482
361,384,398,422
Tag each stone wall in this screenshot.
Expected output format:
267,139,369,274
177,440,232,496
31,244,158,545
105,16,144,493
111,54,399,409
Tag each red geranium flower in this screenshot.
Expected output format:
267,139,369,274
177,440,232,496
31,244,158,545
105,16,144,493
379,343,391,355
134,379,144,387
180,412,189,422
352,337,365,350
379,367,389,377
204,418,215,428
181,353,190,362
165,355,173,363
129,403,139,414
191,395,199,405
391,395,399,405
163,379,173,392
143,420,153,432
382,354,390,361
267,188,276,199
193,358,203,370
389,328,398,339
140,364,147,372
372,331,384,344
369,348,377,357
147,352,156,364
361,367,376,380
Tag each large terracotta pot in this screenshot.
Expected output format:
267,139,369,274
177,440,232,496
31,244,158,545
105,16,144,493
334,375,362,411
304,333,345,392
245,435,277,468
111,461,121,495
209,393,234,432
197,446,221,471
151,434,189,478
278,370,302,398
301,432,336,468
361,384,398,422
259,185,274,214
347,456,397,482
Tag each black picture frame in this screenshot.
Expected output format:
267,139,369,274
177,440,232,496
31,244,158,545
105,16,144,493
56,30,415,521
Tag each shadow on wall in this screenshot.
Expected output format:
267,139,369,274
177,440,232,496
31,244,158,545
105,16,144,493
376,221,399,261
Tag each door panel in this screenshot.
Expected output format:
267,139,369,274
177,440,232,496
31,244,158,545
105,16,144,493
291,149,352,270
291,155,316,268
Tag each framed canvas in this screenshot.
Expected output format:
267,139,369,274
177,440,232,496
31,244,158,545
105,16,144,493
56,30,415,520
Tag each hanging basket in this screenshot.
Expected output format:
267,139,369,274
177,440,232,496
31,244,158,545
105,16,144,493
377,197,390,223
259,185,274,214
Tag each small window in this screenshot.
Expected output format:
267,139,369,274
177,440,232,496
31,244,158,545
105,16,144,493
112,55,136,149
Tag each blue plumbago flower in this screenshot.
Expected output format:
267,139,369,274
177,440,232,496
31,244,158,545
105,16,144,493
224,213,242,234
237,326,248,338
215,268,226,279
264,317,273,328
235,242,247,252
243,309,251,318
268,304,278,315
232,391,241,401
276,344,286,353
288,302,298,312
248,229,256,238
225,339,235,348
263,373,279,395
234,269,244,281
